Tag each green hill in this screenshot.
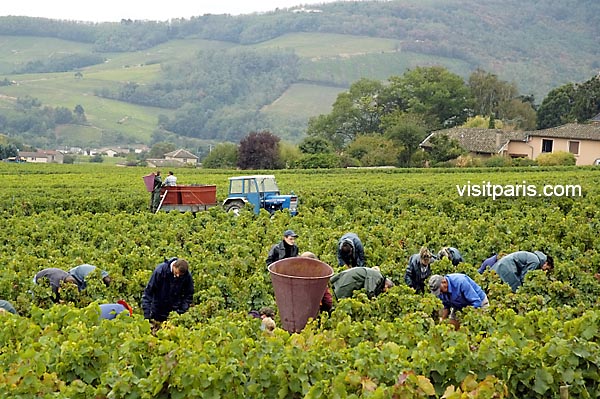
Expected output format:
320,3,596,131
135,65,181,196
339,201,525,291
0,0,597,149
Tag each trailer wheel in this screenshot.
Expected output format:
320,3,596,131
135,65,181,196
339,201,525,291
225,200,245,216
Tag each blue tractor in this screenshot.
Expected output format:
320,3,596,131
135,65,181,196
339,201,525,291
223,175,298,216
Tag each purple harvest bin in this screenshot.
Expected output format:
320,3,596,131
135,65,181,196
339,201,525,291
268,257,333,333
142,173,155,192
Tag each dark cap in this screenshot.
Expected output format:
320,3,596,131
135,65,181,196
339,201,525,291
284,229,298,237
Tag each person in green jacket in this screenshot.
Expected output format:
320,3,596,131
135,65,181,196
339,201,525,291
331,266,394,299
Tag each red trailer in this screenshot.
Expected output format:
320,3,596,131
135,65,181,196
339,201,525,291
143,174,217,213
156,185,218,213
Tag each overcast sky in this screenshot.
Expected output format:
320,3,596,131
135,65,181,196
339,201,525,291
1,1,346,22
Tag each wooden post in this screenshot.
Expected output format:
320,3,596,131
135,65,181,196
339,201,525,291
560,385,569,399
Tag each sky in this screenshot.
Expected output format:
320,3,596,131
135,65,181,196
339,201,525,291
1,1,345,23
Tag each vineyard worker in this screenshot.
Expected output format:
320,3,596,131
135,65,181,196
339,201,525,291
300,251,333,312
428,273,489,329
490,250,554,292
331,266,394,300
150,170,162,212
163,171,177,187
142,257,194,322
0,300,18,315
478,253,505,274
266,229,299,267
437,247,464,267
337,232,366,268
68,264,111,291
404,247,434,294
34,268,78,302
99,300,133,320
259,306,276,332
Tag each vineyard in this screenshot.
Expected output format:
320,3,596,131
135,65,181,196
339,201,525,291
1,163,600,398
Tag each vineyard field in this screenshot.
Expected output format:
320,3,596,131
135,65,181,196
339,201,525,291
1,163,600,398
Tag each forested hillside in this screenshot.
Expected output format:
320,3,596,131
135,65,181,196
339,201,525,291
0,0,597,149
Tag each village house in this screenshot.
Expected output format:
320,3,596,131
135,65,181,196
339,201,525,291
164,149,199,165
18,150,64,164
525,123,600,165
421,122,600,166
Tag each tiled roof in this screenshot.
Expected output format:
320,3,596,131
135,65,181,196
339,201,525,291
420,128,527,154
164,149,198,159
18,150,63,157
528,123,600,141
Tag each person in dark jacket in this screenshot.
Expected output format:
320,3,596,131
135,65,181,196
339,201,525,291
337,232,366,268
266,229,299,267
142,258,194,322
437,247,464,267
69,264,111,291
331,266,393,299
490,250,553,292
404,247,434,294
150,170,162,212
34,268,78,302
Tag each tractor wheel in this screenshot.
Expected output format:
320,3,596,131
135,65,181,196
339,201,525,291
225,200,245,216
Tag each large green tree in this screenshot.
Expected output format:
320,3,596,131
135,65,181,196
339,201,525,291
537,75,600,129
468,68,518,116
536,83,576,129
201,143,238,169
306,78,385,150
385,66,474,131
382,111,428,167
345,135,401,167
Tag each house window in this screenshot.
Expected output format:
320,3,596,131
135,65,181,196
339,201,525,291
541,139,553,153
568,141,580,155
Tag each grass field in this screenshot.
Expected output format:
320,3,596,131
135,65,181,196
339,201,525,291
0,35,93,74
252,32,402,58
260,83,344,118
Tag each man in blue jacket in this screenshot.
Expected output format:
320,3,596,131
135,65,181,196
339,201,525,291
429,273,489,328
142,258,194,322
337,232,366,268
490,250,553,292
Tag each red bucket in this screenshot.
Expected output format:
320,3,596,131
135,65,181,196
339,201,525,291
268,257,333,333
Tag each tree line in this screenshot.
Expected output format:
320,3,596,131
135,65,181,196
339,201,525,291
198,68,599,170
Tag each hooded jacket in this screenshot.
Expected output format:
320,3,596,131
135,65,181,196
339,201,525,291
490,250,547,292
331,267,385,299
141,258,194,321
337,232,366,267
